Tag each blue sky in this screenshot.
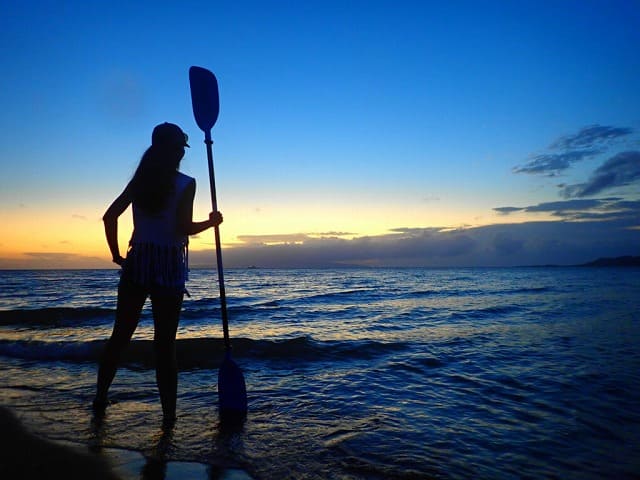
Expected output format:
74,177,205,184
1,0,639,268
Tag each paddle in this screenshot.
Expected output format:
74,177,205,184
189,66,247,421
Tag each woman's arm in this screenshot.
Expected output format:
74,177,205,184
103,183,133,266
177,180,223,236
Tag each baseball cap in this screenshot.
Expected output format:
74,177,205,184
151,122,190,148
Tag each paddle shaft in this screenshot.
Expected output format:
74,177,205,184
204,129,231,350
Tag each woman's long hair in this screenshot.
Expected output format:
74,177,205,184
130,145,182,214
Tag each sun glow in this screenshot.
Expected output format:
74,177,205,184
1,198,553,269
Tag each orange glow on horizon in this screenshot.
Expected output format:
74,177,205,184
1,199,559,269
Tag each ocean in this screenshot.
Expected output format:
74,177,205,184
0,267,638,479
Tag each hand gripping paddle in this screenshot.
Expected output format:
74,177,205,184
189,66,247,422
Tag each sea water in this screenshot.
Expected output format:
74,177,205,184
0,267,638,479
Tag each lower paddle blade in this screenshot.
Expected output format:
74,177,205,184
189,66,219,132
218,351,248,421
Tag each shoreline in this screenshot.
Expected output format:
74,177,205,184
0,406,254,480
86,445,255,480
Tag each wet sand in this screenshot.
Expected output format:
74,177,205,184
96,446,254,480
0,406,254,480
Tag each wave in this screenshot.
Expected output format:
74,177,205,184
0,336,407,369
401,289,453,299
505,286,551,294
0,301,293,326
294,289,376,303
399,285,552,299
474,305,523,316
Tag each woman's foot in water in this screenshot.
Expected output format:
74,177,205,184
92,396,116,414
162,414,176,430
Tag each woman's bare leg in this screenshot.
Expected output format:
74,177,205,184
94,283,147,409
150,289,183,423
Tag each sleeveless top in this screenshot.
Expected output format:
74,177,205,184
122,172,194,290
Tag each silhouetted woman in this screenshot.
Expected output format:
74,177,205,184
94,122,222,425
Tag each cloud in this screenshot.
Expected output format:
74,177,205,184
0,252,109,269
513,150,599,176
310,231,356,237
187,124,640,269
513,124,634,177
494,197,640,221
235,232,358,246
24,252,78,260
559,151,640,198
185,216,640,268
72,214,87,220
190,228,482,268
494,207,523,215
611,200,640,210
389,227,443,235
493,232,524,255
549,125,633,150
523,199,603,213
236,233,311,245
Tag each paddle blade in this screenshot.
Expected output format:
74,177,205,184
218,351,248,422
189,66,219,132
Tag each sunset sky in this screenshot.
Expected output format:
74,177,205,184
1,1,639,269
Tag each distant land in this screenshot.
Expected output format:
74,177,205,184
237,256,640,269
521,256,640,268
579,256,640,267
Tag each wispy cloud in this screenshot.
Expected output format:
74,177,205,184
236,233,310,245
494,197,640,222
559,151,640,198
494,207,523,215
513,124,633,177
24,252,77,260
236,232,358,246
310,231,356,238
388,227,443,235
524,199,603,213
0,252,109,269
549,125,633,150
513,150,599,176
